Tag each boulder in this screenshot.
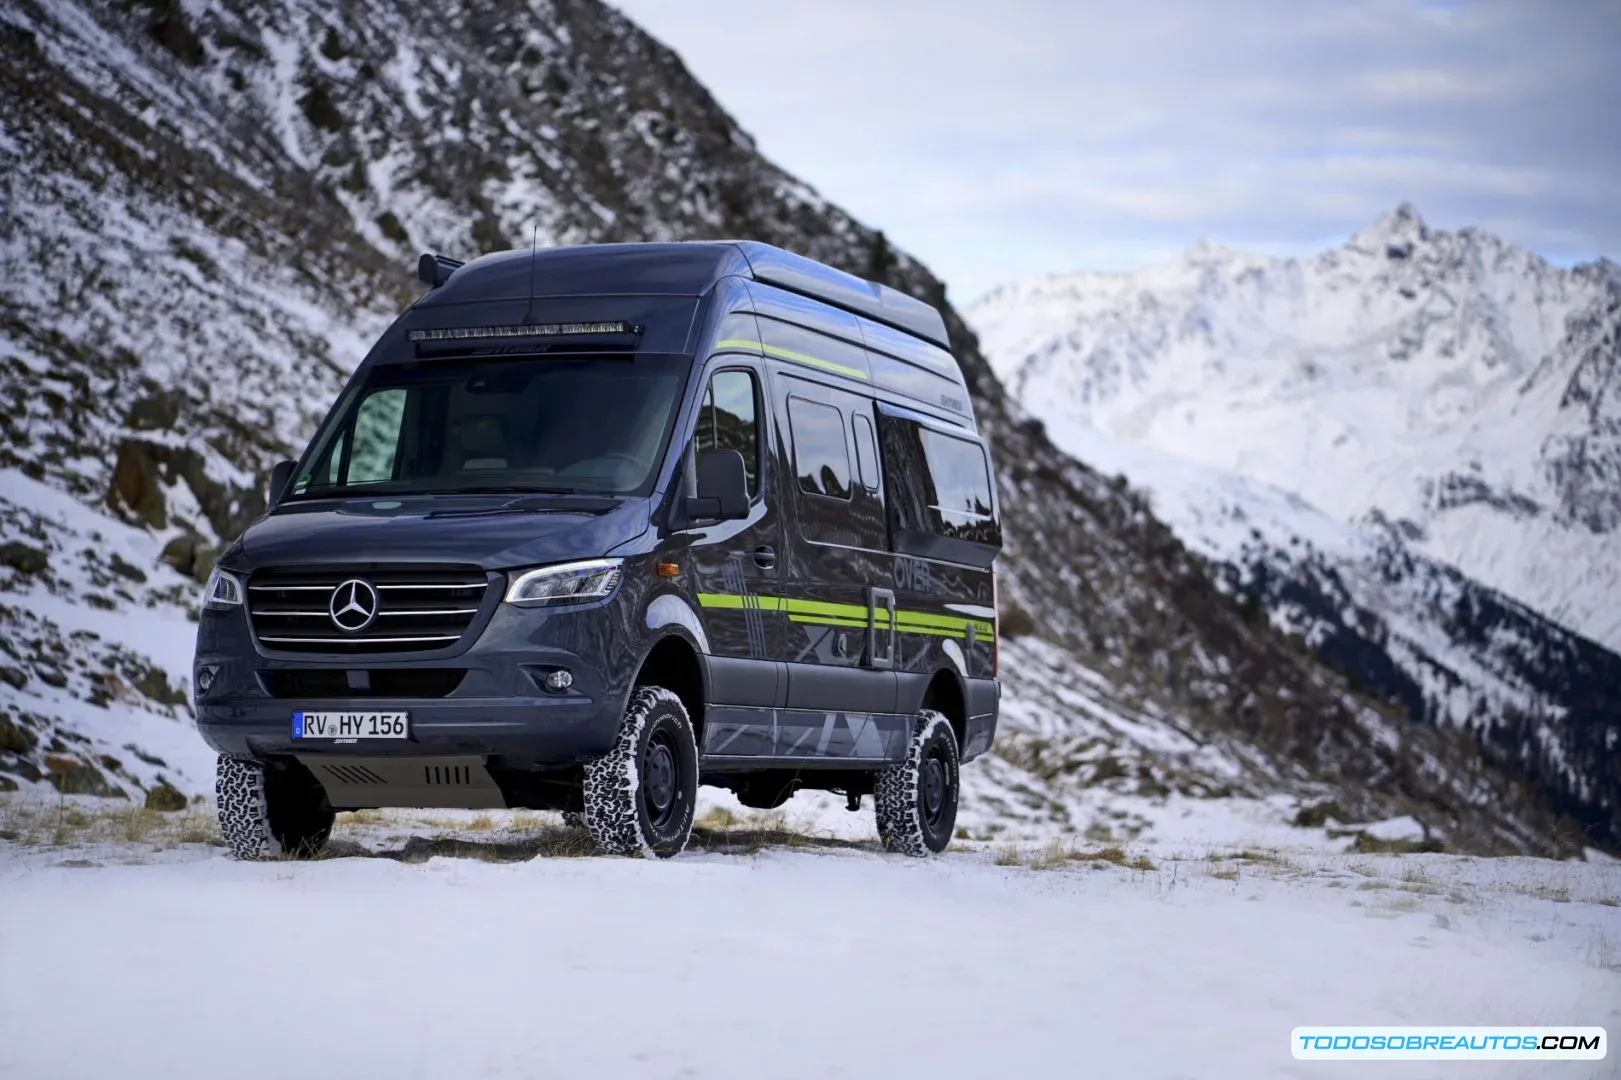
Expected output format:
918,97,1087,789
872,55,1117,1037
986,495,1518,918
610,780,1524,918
0,541,48,576
0,714,37,755
45,755,127,798
144,781,189,812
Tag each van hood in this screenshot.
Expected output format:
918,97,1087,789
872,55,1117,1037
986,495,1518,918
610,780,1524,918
230,494,653,572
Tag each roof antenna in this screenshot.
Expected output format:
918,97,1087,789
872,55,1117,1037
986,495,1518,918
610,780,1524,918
522,223,539,325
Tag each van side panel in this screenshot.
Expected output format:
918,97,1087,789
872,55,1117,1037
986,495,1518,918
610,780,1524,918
768,367,907,762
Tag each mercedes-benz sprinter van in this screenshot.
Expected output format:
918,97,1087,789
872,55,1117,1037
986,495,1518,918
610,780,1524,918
195,241,1002,859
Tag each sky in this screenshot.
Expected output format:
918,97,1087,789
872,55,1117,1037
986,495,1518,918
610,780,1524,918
609,0,1621,303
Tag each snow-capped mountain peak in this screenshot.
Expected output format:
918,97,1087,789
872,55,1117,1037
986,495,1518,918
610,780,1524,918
968,208,1621,849
970,207,1621,652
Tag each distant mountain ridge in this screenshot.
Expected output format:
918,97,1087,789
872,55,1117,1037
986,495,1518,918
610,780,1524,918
968,207,1621,849
970,204,1621,650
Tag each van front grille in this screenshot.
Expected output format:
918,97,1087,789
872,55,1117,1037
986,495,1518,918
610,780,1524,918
260,669,468,698
248,566,489,654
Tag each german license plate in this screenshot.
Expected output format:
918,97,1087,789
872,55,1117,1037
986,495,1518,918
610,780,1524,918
292,711,410,740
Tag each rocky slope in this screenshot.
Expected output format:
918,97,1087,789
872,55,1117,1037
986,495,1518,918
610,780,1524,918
0,0,1588,853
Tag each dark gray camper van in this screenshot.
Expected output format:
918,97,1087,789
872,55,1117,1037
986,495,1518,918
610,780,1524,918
195,242,1002,859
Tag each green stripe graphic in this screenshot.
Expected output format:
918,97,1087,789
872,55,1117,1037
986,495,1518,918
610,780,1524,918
698,592,992,641
713,338,869,381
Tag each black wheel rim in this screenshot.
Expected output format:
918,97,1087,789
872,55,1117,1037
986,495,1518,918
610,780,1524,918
642,731,679,830
921,750,948,828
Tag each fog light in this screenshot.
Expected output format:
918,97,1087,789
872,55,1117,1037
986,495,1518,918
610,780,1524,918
544,669,573,692
195,664,218,695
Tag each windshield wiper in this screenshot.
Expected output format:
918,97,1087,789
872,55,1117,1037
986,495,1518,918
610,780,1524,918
423,489,625,518
423,484,583,496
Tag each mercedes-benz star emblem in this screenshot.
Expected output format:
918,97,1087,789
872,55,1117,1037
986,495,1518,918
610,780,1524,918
328,579,379,632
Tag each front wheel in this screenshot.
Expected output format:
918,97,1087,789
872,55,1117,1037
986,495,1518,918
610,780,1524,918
216,756,334,861
874,711,959,856
583,686,698,858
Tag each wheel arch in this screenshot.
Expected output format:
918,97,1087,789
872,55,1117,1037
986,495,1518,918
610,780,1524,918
633,631,707,749
918,667,968,753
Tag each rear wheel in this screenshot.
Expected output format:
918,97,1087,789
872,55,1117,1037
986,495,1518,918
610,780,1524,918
583,687,697,858
216,755,334,861
874,711,959,856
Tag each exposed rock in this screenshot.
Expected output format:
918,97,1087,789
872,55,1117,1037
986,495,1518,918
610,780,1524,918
0,541,48,576
0,773,16,793
0,756,43,783
125,389,183,432
109,440,167,529
144,781,188,812
190,544,219,584
1293,800,1349,828
133,663,188,708
123,743,168,769
160,533,198,576
0,713,37,755
108,552,148,583
44,755,126,798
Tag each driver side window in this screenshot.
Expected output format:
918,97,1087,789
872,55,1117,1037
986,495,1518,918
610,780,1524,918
695,370,759,498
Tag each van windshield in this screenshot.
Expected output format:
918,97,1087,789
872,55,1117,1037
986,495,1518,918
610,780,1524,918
288,354,693,499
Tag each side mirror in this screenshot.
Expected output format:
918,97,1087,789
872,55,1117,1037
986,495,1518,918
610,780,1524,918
686,449,750,522
267,459,298,505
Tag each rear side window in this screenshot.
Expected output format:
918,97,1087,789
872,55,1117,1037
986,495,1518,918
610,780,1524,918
695,370,759,497
917,428,996,540
879,411,1000,566
788,397,852,500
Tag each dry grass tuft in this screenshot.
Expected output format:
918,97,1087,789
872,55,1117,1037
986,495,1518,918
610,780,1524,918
1067,845,1128,867
694,806,738,831
992,843,1025,867
1,793,221,850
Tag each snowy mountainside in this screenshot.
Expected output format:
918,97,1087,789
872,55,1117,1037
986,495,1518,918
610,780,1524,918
1007,423,1621,848
0,0,1580,853
969,205,1621,650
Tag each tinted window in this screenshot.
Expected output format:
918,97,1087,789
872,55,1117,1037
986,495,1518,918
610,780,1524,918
293,355,692,498
853,413,878,491
788,397,852,500
695,370,758,497
918,428,996,541
880,414,999,548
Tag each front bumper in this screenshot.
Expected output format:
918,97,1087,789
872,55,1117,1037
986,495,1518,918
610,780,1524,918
193,594,640,768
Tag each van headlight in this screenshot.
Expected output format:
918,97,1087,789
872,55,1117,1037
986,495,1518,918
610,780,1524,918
504,559,623,606
202,567,244,610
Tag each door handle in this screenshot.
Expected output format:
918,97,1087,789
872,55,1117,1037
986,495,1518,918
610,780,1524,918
753,545,776,569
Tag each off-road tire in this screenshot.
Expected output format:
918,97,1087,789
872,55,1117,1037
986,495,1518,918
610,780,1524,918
583,686,697,858
216,755,335,861
560,811,586,830
875,710,959,856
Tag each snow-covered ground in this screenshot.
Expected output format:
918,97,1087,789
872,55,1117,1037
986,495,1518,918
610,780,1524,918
2,795,1617,1080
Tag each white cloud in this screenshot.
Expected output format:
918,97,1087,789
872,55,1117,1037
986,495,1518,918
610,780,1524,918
610,0,1621,301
